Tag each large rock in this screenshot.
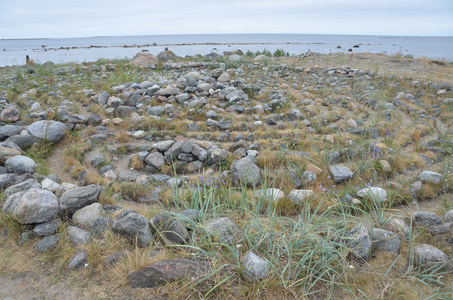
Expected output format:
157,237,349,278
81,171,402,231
230,157,262,187
5,155,37,175
244,252,271,281
0,146,21,165
0,173,18,189
1,107,20,122
150,214,189,245
68,249,89,270
357,187,387,202
4,135,39,150
128,258,211,288
3,178,40,198
287,189,314,202
205,217,240,243
371,228,400,254
0,125,24,140
131,52,158,65
253,188,284,202
4,188,59,225
418,171,442,184
33,219,61,237
27,120,66,142
383,218,410,239
35,235,58,253
73,203,105,228
329,166,353,184
111,209,153,248
66,226,91,246
414,211,450,235
59,184,101,217
414,244,449,268
345,225,371,261
145,152,165,169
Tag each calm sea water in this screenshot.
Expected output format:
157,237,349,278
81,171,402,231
1,34,452,67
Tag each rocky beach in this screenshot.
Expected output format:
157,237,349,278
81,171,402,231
0,49,453,299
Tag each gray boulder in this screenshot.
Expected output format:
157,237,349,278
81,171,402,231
150,214,189,245
329,166,353,184
73,203,105,228
205,217,240,243
68,249,89,270
244,252,271,281
111,209,153,248
27,120,66,142
5,155,37,175
371,228,400,254
66,226,91,246
357,187,387,202
0,173,18,189
6,188,59,225
145,152,165,169
230,157,262,187
33,219,61,237
59,184,101,217
35,235,59,253
414,211,450,235
414,244,449,268
345,225,371,261
128,258,211,288
418,171,442,184
4,178,40,198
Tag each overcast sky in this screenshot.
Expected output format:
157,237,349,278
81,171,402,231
1,0,452,39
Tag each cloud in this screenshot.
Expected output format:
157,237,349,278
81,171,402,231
0,0,452,38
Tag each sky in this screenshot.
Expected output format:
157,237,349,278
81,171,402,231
1,0,452,39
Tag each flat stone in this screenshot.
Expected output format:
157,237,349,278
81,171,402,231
27,120,66,142
59,184,101,217
68,249,89,270
128,258,211,288
66,226,91,246
111,209,153,248
33,219,61,237
414,244,449,268
418,171,442,184
357,187,387,202
414,211,450,235
230,157,262,187
5,155,37,175
73,203,105,229
345,225,371,261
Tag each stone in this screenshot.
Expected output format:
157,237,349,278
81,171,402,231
445,209,453,223
357,187,387,202
383,219,410,239
371,228,400,254
73,203,105,229
104,252,125,267
253,188,284,202
27,120,66,142
164,140,185,161
111,209,153,248
117,106,137,118
414,244,449,268
379,160,392,172
1,107,20,122
345,225,371,261
68,114,87,124
131,52,158,65
92,216,113,236
418,171,442,184
68,249,89,270
288,189,314,202
152,140,175,152
156,87,180,97
144,152,165,169
414,211,450,235
0,146,21,165
41,178,60,192
230,157,262,187
329,166,353,184
244,252,270,281
87,114,102,126
0,173,18,190
66,226,91,246
35,235,58,253
4,135,39,150
5,155,37,175
302,170,317,186
150,214,189,245
3,179,40,198
33,219,60,237
205,217,240,243
0,125,24,140
6,189,59,225
59,184,101,217
217,73,230,83
128,258,211,288
179,209,199,222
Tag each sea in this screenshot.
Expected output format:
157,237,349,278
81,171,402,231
1,34,452,67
